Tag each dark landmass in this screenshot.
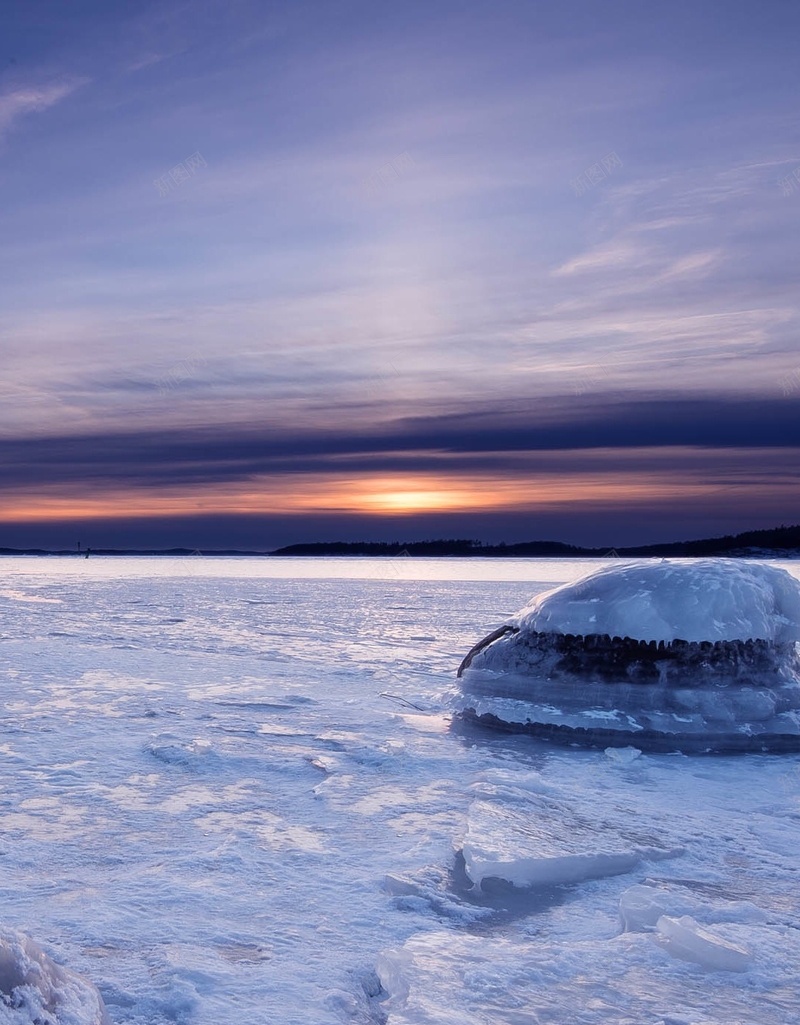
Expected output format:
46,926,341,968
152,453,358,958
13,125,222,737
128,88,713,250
1,524,799,558
271,524,800,558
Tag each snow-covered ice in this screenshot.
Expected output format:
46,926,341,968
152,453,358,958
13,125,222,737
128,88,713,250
0,555,798,1023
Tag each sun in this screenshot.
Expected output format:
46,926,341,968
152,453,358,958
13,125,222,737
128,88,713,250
362,489,467,514
353,478,509,514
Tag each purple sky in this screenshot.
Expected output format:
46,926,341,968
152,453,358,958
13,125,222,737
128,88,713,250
2,0,799,548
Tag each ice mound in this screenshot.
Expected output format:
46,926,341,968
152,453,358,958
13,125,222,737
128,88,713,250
509,559,800,643
0,928,111,1024
456,560,800,753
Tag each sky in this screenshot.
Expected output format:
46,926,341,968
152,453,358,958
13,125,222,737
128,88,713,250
1,0,799,550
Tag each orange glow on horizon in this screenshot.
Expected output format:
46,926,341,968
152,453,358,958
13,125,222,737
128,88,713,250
352,477,507,514
0,466,783,524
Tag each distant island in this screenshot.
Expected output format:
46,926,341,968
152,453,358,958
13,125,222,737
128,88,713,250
4,524,799,557
270,524,800,558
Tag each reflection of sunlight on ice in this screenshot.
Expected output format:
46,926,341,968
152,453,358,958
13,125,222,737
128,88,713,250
99,775,162,811
396,712,451,733
351,781,456,816
1,804,89,840
196,810,327,853
388,810,464,839
376,919,800,1025
19,796,62,809
0,588,62,603
158,786,227,814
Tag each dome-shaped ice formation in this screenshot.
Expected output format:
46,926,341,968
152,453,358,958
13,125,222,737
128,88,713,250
456,560,800,753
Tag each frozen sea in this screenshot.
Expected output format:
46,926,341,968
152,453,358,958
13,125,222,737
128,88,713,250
0,555,799,1025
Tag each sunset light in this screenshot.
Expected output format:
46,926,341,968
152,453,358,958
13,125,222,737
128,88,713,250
1,1,798,554
1,460,797,535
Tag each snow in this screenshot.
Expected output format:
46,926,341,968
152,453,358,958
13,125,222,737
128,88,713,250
513,558,800,642
0,555,798,1024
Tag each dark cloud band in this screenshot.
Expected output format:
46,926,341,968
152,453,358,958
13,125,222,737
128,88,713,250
2,392,799,490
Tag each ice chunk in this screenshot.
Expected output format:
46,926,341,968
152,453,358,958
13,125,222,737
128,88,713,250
619,884,694,932
605,746,642,765
145,733,214,767
373,947,413,1011
0,928,111,1024
461,774,680,889
620,884,769,935
383,869,492,924
655,915,750,972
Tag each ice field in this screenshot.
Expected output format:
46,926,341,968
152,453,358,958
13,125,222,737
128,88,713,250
0,555,799,1024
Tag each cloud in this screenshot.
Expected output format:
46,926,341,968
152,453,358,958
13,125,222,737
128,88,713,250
553,238,646,276
0,79,85,142
2,4,800,474
127,53,170,72
1,393,799,494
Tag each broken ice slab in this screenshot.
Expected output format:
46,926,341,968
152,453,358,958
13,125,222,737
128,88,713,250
654,914,751,972
460,773,682,890
620,884,697,932
619,883,770,936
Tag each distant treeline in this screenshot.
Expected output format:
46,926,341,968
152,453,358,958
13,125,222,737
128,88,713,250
2,524,799,558
271,524,800,558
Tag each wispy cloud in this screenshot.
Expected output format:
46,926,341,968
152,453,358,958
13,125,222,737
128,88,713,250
553,238,645,276
0,79,85,142
126,52,171,73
